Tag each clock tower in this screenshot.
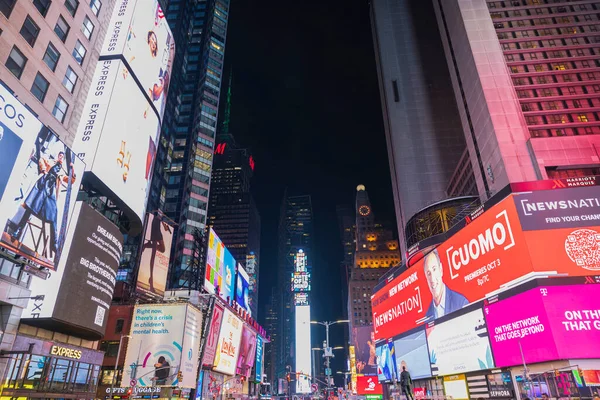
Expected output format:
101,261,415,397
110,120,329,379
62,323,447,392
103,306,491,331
355,184,375,249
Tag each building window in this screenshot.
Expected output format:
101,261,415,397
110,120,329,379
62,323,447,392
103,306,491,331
81,16,94,39
89,0,100,15
115,319,125,334
62,66,78,92
20,15,40,46
54,15,70,42
64,0,78,16
31,72,49,102
52,95,68,122
72,40,86,64
33,0,51,16
5,47,27,79
0,0,16,17
42,43,60,71
578,114,589,122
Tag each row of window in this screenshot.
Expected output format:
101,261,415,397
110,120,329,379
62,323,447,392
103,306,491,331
5,47,71,122
495,14,599,29
488,1,592,11
521,98,600,112
525,112,598,125
530,126,600,137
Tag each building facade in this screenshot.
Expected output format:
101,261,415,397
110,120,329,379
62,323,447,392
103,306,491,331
370,0,475,257
432,0,600,201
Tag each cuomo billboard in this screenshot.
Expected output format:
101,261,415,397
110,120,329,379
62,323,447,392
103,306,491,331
372,186,600,341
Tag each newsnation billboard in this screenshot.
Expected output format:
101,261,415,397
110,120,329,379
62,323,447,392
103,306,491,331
122,303,202,388
23,202,123,339
0,85,84,271
137,211,173,296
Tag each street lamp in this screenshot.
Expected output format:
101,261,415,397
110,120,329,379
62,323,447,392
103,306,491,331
311,320,349,393
110,335,132,397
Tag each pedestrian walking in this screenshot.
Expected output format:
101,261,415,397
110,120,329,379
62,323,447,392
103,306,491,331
400,366,414,400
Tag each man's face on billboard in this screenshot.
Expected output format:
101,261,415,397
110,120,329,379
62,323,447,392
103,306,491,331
424,252,444,304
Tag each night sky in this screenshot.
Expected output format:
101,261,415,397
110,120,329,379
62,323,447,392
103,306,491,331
223,0,396,352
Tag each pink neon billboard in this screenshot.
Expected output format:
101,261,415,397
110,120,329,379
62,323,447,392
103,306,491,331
484,284,600,367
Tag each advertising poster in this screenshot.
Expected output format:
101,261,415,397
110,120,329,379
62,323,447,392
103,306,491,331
122,304,200,388
236,326,257,377
376,340,397,383
180,305,202,388
205,228,225,296
137,212,173,296
23,202,122,338
485,284,600,366
426,308,494,376
0,87,83,270
101,0,174,120
295,305,312,393
213,308,243,375
235,263,251,315
356,375,383,395
443,374,469,400
352,326,377,375
221,248,236,302
202,303,224,367
74,59,161,223
254,335,264,383
393,329,431,379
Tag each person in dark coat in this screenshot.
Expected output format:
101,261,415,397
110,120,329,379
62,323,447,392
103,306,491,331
11,151,75,256
400,366,414,400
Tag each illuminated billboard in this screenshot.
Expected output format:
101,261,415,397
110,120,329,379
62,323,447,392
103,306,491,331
375,340,397,383
101,0,174,120
393,329,431,380
484,283,600,367
294,250,307,272
137,212,173,296
236,326,257,377
23,202,122,339
122,303,202,388
0,86,84,271
204,228,236,303
74,59,160,224
295,305,312,393
291,272,311,292
246,253,257,314
235,263,251,315
356,376,383,396
254,335,264,383
426,308,494,376
372,187,600,341
213,308,243,375
294,292,309,306
351,326,377,375
202,303,224,367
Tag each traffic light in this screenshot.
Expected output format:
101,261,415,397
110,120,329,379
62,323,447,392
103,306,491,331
177,370,183,381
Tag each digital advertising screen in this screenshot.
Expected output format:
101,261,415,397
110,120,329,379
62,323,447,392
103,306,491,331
356,375,383,395
484,283,600,366
0,86,84,271
443,374,468,400
101,0,174,120
294,292,309,306
122,304,202,388
291,271,311,292
246,253,258,313
23,203,122,339
137,212,173,296
202,303,224,367
254,335,264,383
352,326,377,375
213,308,243,375
74,59,160,224
295,305,312,393
376,340,397,383
221,248,236,302
393,329,431,380
236,326,257,377
426,308,494,376
205,228,225,295
235,263,251,315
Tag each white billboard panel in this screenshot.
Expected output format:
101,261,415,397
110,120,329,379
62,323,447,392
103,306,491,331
102,0,174,120
213,308,243,376
122,304,202,388
74,59,160,223
295,305,312,393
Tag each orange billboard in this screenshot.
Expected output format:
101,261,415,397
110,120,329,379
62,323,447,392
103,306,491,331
373,186,600,341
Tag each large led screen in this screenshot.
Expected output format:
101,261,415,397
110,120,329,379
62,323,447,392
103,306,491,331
74,59,160,224
426,308,494,376
122,304,202,388
205,228,235,303
102,0,174,120
235,263,251,315
0,86,84,270
23,202,123,339
484,283,600,367
137,212,173,296
221,248,236,302
376,341,397,383
202,303,224,367
254,335,264,383
213,308,243,375
352,326,377,375
372,186,600,341
356,375,383,396
393,329,431,380
236,326,257,377
295,305,312,393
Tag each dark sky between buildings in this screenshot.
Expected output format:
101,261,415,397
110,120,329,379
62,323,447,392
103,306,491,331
221,0,396,331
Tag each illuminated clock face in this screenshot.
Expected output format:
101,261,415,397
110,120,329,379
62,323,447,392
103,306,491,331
359,205,371,216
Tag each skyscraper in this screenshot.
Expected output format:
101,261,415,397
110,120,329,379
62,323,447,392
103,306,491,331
371,0,476,256
432,0,600,200
275,193,313,389
208,133,261,316
141,0,230,289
